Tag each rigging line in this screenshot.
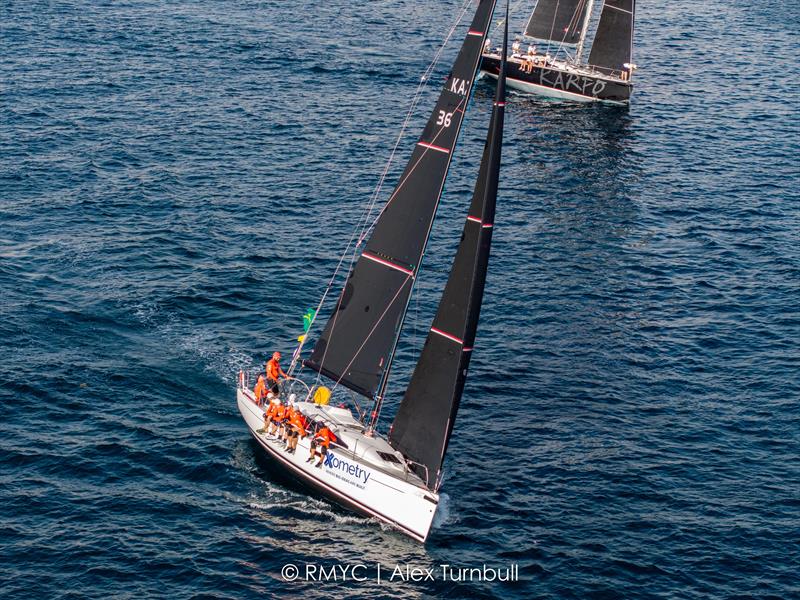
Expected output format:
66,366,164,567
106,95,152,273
333,0,472,253
310,95,468,385
309,92,469,401
367,89,477,427
553,0,587,59
325,273,414,400
292,0,472,360
310,91,466,392
312,84,472,400
366,9,500,423
287,1,473,380
356,0,475,247
311,90,470,387
502,0,527,25
357,0,473,219
494,0,523,42
546,0,560,55
356,92,470,247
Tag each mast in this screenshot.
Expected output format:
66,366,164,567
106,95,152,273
575,0,595,63
304,1,498,403
389,7,509,491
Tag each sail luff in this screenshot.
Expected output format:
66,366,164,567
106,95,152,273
303,0,499,400
587,0,635,75
389,11,509,491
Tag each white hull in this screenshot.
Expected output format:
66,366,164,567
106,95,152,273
237,388,439,542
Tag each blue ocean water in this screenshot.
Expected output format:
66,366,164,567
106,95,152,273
2,0,799,598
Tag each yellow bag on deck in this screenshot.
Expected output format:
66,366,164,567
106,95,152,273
313,386,331,405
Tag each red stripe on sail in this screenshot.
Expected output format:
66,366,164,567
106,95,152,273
417,141,450,154
362,252,414,276
430,327,464,345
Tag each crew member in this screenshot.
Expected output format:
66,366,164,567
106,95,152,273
265,352,287,397
281,403,296,446
308,423,337,467
262,393,277,431
269,400,286,438
285,406,307,454
523,45,537,74
253,374,267,405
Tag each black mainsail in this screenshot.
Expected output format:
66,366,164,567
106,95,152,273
389,16,509,490
587,0,635,75
305,0,498,400
524,0,589,45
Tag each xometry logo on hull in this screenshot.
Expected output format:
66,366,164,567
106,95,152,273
324,452,371,486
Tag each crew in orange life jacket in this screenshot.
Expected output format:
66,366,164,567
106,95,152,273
262,393,277,430
265,352,287,396
285,406,307,454
281,404,296,446
308,423,337,467
268,400,286,437
253,374,267,405
278,402,290,439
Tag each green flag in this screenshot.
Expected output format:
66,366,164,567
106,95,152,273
303,309,315,332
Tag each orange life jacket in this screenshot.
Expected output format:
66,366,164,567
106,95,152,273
254,377,266,400
266,359,282,380
264,402,276,420
288,412,307,437
315,427,336,448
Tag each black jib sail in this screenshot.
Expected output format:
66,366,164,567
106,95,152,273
304,0,498,400
524,0,588,45
389,13,509,490
587,0,635,75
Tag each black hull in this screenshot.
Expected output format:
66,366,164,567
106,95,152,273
481,55,632,104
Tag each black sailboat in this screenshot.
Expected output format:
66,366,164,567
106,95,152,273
237,0,512,541
481,0,636,104
389,38,506,490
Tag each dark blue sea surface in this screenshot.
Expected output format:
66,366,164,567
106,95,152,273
2,0,798,598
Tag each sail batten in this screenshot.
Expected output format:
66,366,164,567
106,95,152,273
587,0,635,75
304,0,498,400
389,13,509,491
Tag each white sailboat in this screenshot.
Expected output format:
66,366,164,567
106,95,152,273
237,0,509,543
